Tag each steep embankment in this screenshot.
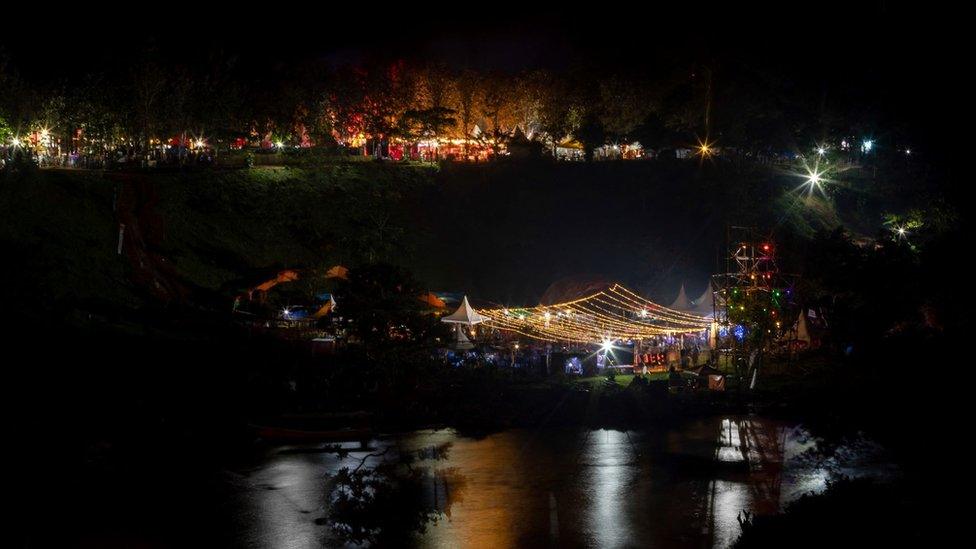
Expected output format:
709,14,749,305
1,160,896,325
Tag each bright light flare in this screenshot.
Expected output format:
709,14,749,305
601,338,613,351
791,157,832,199
807,170,823,186
697,139,715,157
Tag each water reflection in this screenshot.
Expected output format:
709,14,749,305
579,429,637,548
84,416,891,548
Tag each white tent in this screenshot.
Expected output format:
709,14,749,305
689,284,714,316
441,296,486,325
670,285,691,311
796,311,812,344
441,296,486,350
670,283,713,316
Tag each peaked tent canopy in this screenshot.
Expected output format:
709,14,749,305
313,294,337,319
689,284,714,316
670,284,691,311
670,282,714,317
441,296,487,325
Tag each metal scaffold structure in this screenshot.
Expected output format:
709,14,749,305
711,227,798,387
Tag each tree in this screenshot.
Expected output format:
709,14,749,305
446,69,482,153
478,71,517,150
575,111,606,161
131,59,167,153
0,50,36,136
396,107,457,144
597,76,654,143
0,115,12,144
337,264,434,348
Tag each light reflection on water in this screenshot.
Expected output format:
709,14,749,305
580,429,635,548
221,416,893,548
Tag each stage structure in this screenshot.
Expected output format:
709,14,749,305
477,284,711,344
711,227,798,386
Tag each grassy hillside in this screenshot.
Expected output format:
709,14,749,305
1,159,906,325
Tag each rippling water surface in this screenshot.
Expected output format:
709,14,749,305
217,416,893,548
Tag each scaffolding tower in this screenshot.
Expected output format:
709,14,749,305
711,227,797,387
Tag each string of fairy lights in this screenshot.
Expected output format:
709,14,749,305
477,284,711,344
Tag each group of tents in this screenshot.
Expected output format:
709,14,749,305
440,281,823,352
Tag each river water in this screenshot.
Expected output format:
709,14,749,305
208,415,893,548
34,415,895,548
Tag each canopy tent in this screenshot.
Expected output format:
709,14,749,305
420,291,447,309
670,282,714,317
313,294,337,319
441,296,484,350
689,284,714,316
670,285,691,311
452,328,475,350
796,312,811,344
441,296,487,325
325,265,349,280
478,284,711,343
556,138,584,150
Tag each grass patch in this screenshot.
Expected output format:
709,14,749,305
576,372,669,387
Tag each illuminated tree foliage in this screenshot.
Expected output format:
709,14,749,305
1,49,911,162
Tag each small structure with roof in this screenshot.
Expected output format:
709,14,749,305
441,296,486,349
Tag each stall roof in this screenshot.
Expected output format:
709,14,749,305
441,296,487,325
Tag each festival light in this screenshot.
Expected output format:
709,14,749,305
275,141,284,149
862,139,873,153
477,284,711,343
806,169,822,186
793,160,831,198
697,139,715,157
816,145,827,156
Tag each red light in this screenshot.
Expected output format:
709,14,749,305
762,244,770,251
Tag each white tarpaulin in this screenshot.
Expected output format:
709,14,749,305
670,283,714,317
441,296,486,325
670,284,691,311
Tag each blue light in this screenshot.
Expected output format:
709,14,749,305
733,325,746,341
